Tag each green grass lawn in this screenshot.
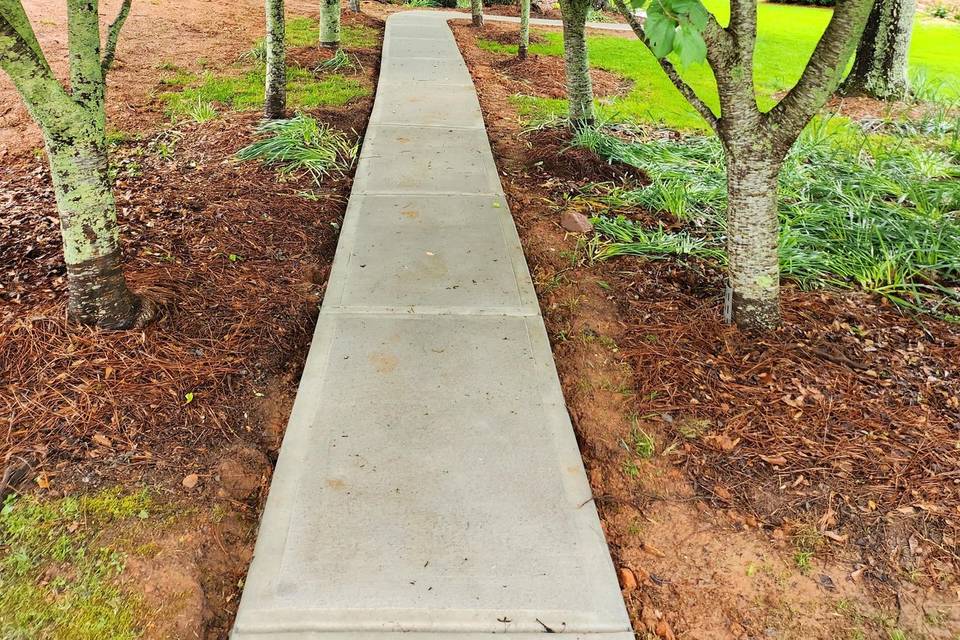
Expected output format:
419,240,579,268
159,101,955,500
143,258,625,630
487,0,960,131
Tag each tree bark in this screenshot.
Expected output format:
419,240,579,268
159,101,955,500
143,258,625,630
47,128,147,328
841,0,915,99
350,0,360,11
519,0,530,59
320,0,341,48
559,0,594,128
265,0,286,119
723,151,782,331
471,0,484,27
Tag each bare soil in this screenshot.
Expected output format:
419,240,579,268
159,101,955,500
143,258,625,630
453,21,960,640
0,3,383,638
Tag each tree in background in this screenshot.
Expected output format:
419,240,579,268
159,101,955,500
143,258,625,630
519,0,531,59
471,0,484,27
350,0,360,12
842,0,915,99
0,0,154,329
320,0,341,47
611,0,872,329
265,0,286,118
559,0,595,127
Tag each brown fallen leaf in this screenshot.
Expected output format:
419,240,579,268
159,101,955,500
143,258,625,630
618,566,638,591
91,433,112,448
704,433,740,452
760,454,787,466
182,473,199,489
823,530,849,544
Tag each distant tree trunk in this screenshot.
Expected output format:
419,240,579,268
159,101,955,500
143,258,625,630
519,0,531,59
264,0,286,119
471,0,483,27
558,0,594,128
350,0,360,11
0,0,151,329
841,0,915,99
320,0,341,48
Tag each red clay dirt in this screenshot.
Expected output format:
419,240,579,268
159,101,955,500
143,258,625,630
453,21,960,640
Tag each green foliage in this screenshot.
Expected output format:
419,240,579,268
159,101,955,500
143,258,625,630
236,114,359,184
630,0,709,66
406,0,440,6
577,123,960,320
160,69,367,122
0,489,151,640
503,1,960,132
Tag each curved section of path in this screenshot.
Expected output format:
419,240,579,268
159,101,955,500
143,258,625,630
231,11,633,640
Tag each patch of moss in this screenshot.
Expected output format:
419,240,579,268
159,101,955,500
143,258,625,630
0,489,152,639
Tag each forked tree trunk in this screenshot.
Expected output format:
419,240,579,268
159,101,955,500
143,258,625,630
320,0,341,48
723,149,783,331
519,0,530,59
0,0,148,329
558,0,594,128
471,0,483,27
842,0,915,99
47,127,145,328
265,0,286,119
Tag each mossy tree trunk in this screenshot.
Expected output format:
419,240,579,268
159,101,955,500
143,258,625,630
519,0,530,59
558,0,594,128
612,0,872,330
471,0,483,27
265,0,286,119
842,0,915,99
320,0,341,48
0,0,151,329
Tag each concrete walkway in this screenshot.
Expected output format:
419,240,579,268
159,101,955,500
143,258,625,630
231,12,632,639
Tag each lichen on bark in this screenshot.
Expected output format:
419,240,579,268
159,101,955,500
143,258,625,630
842,0,915,99
519,0,530,59
558,0,594,128
320,0,341,48
471,0,483,27
265,0,287,119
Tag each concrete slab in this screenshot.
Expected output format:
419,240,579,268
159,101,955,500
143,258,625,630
232,314,631,638
352,125,501,195
378,55,473,85
325,194,538,313
369,84,483,129
232,10,632,640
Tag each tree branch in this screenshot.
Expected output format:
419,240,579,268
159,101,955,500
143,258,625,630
67,0,105,110
767,0,872,147
0,0,50,72
0,12,77,135
101,0,131,74
612,0,721,131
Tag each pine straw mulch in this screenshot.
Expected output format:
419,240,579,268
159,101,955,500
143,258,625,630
611,258,960,584
0,105,369,491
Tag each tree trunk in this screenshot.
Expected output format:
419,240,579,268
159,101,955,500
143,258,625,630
265,0,286,119
320,0,341,48
46,127,146,329
724,152,782,331
841,0,915,99
559,0,594,128
471,0,484,27
350,0,360,11
519,0,530,60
